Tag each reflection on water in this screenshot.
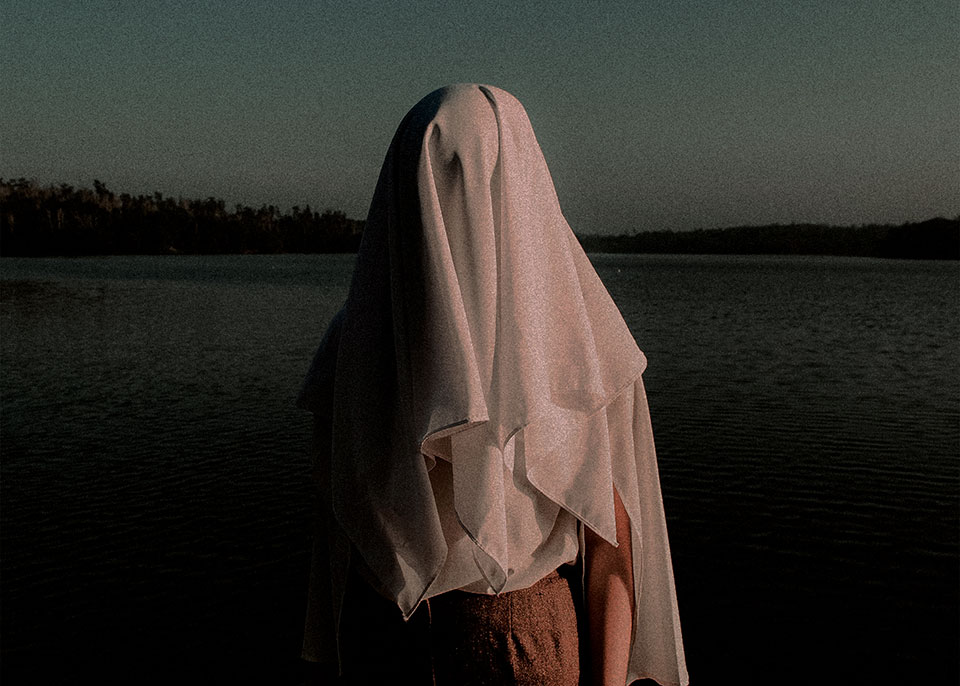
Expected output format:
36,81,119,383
1,254,957,685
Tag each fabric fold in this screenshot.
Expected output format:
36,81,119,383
298,83,688,686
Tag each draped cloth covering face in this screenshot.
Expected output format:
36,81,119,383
298,84,688,685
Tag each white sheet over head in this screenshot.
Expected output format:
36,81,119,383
298,84,688,685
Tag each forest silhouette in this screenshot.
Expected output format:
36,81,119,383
1,179,957,259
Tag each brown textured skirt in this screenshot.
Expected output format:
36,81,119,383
336,563,583,685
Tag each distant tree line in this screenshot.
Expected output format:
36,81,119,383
0,178,363,256
576,219,959,260
1,178,957,259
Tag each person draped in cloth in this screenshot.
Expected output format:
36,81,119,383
297,84,689,686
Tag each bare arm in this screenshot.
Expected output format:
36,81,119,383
584,487,635,686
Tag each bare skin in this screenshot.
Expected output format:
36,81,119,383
305,414,636,685
584,487,635,686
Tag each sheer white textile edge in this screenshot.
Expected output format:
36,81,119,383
297,84,688,686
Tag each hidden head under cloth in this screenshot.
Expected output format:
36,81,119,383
298,84,688,685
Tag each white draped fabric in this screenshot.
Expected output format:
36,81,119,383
298,84,688,685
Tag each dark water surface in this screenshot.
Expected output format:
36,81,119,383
2,254,957,685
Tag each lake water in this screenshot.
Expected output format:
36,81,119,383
1,254,957,685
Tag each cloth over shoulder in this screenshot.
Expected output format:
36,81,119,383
298,84,688,686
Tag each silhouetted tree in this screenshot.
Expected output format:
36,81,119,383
0,179,364,256
1,178,954,259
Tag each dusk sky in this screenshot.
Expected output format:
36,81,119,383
2,1,957,234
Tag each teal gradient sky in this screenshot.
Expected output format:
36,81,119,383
2,1,957,233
